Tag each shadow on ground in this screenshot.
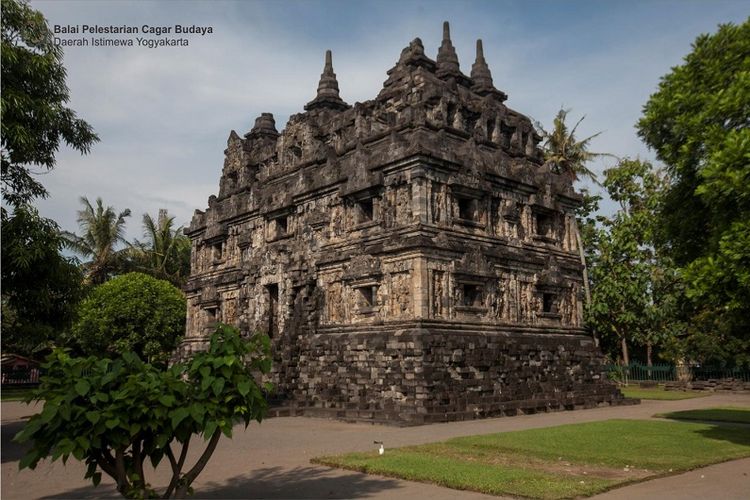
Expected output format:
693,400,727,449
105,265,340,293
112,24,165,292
196,466,403,498
41,466,403,499
1,420,28,463
696,423,750,447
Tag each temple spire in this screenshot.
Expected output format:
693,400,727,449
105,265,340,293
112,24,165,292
436,21,460,77
470,39,507,101
471,39,493,93
246,112,278,140
324,49,332,70
305,50,349,112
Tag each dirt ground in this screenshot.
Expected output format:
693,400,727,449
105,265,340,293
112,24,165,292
2,392,749,499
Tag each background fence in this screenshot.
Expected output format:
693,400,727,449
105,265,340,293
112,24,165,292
1,368,41,386
605,362,750,383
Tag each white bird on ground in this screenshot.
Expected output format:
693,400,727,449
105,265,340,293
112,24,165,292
374,441,384,455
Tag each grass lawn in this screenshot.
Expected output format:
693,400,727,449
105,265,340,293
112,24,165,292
657,407,750,424
313,419,750,499
620,386,708,400
0,387,38,401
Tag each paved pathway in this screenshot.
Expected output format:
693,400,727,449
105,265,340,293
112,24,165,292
2,393,749,499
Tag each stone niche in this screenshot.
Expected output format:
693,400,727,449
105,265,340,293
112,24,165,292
180,22,630,425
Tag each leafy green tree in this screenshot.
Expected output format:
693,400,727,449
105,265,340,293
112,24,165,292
72,272,185,364
575,189,602,344
1,205,85,355
586,159,680,365
15,324,272,499
1,0,98,209
63,197,132,285
637,19,750,366
1,0,96,356
129,209,192,287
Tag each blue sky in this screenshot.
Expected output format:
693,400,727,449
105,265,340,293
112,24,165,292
31,0,749,241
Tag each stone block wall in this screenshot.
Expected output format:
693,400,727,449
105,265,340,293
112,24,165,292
266,325,627,425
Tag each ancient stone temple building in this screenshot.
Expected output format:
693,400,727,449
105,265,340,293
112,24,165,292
183,23,627,424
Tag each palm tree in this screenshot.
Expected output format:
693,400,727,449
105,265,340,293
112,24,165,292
536,108,613,183
62,197,131,285
130,209,191,286
536,108,615,347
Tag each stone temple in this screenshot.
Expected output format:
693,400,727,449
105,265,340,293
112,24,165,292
182,23,627,424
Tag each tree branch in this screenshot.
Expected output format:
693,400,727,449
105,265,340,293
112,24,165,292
163,439,189,499
162,453,178,498
114,447,130,495
165,444,179,475
133,438,145,490
174,430,221,498
177,435,191,472
94,451,117,479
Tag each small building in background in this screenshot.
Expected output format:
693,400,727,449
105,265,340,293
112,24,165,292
1,354,40,386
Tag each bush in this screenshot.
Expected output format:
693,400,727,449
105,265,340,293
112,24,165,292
15,324,273,498
72,272,185,363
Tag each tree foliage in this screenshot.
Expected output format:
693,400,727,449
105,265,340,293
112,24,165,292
1,0,98,209
0,0,96,357
128,209,192,287
637,19,750,366
1,204,85,355
586,159,682,365
15,325,273,499
536,108,613,183
63,196,132,285
72,272,185,364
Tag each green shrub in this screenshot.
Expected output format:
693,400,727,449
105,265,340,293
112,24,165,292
72,272,185,363
15,324,272,498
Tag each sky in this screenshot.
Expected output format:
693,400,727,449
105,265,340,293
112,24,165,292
29,0,749,242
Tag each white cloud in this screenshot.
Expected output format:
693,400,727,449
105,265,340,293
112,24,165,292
28,0,748,241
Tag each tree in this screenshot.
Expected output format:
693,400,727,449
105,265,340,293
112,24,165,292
71,272,185,364
129,209,192,287
1,0,96,357
15,324,272,499
536,108,613,184
586,159,680,366
537,108,614,344
637,19,750,367
63,196,132,285
1,205,85,356
1,0,98,209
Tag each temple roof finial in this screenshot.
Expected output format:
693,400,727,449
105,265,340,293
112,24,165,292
324,49,333,73
246,112,279,139
470,39,507,101
471,39,493,91
436,21,460,77
305,49,349,112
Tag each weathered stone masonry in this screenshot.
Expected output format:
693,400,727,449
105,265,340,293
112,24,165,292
183,23,628,424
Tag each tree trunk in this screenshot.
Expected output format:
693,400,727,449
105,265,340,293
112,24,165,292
647,342,653,380
620,337,630,366
173,430,221,498
573,222,597,346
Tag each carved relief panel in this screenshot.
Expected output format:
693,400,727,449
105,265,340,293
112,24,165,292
394,184,412,225
430,270,446,318
388,271,412,319
220,290,239,326
430,181,447,225
325,281,345,324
